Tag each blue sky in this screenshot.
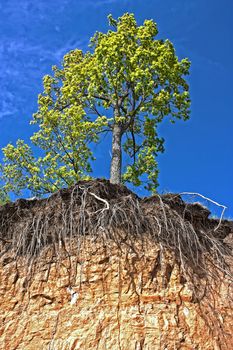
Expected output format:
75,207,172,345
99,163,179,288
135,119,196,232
0,0,232,216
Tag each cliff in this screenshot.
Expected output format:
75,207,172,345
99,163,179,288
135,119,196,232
0,180,232,349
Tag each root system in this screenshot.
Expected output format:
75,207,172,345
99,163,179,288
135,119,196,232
0,179,232,282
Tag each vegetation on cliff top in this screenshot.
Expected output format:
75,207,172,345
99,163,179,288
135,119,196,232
0,13,190,202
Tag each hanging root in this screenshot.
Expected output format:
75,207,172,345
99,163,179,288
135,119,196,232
180,192,227,231
0,179,232,285
0,179,232,347
143,193,232,281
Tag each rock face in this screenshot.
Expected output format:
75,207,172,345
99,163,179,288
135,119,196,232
0,180,232,349
0,239,232,350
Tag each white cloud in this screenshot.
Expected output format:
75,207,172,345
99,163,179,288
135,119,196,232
0,0,116,120
0,36,87,119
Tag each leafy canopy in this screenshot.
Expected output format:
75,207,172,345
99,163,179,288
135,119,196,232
0,13,190,201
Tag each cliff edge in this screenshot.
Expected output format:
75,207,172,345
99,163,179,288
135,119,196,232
0,179,232,349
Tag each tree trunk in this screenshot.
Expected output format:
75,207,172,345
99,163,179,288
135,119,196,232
110,123,122,184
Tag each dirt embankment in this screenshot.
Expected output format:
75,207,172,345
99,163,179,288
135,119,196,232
0,179,232,349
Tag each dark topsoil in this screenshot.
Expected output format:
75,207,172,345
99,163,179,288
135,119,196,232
0,179,232,268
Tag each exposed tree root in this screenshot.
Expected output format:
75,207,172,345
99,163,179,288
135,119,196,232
0,179,232,292
0,180,232,348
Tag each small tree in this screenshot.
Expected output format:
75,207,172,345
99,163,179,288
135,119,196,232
0,13,190,199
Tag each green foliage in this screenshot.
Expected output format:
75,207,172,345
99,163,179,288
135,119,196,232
0,13,190,199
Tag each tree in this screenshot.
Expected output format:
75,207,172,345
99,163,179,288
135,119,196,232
0,13,190,200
